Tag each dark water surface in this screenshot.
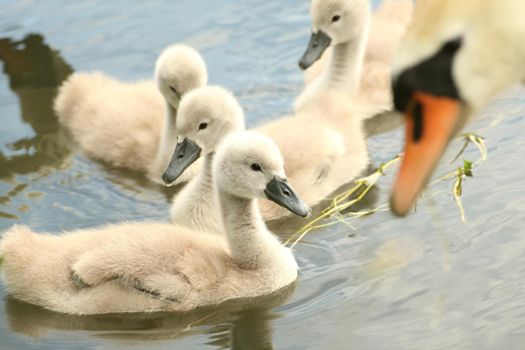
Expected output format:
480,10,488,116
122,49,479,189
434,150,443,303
1,1,525,349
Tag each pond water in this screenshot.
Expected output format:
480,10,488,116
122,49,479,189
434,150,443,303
1,1,525,349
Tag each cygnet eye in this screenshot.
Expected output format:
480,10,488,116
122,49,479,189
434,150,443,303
169,86,178,94
250,163,262,172
332,15,341,22
198,122,208,130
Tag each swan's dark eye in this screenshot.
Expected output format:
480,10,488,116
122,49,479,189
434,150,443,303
332,15,340,22
251,163,262,172
198,122,208,130
169,86,178,94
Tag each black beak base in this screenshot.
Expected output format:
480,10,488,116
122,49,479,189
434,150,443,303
264,177,311,218
162,138,201,186
298,30,332,70
392,37,463,114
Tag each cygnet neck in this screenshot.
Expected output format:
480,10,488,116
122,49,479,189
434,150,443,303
323,20,371,94
194,152,215,190
218,190,276,270
155,101,178,171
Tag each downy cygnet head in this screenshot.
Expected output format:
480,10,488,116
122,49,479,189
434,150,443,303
299,0,370,69
162,86,245,185
155,44,208,109
214,131,312,218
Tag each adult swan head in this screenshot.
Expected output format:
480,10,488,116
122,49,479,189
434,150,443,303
389,0,525,216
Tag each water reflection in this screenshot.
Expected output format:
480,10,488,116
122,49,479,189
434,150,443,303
4,283,294,348
0,34,74,221
0,33,73,178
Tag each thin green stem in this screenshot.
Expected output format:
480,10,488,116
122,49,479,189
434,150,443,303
285,133,488,248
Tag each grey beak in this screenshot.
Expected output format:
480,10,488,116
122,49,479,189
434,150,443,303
264,177,311,218
298,30,332,70
162,138,201,186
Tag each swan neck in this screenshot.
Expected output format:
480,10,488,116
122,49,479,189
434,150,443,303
324,21,370,93
155,102,178,170
196,152,214,189
219,191,275,269
163,103,178,149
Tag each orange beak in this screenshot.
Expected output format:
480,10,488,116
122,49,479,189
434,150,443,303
390,92,464,216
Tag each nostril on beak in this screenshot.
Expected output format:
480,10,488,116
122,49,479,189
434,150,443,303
178,153,184,159
282,189,291,197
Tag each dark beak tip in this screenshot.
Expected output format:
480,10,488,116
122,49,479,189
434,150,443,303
302,207,313,218
391,208,409,218
161,172,176,187
298,60,307,70
389,196,410,217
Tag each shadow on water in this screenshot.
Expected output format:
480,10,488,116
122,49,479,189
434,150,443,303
4,283,295,349
0,33,73,179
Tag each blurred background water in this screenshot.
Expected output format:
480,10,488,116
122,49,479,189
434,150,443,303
1,0,525,349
